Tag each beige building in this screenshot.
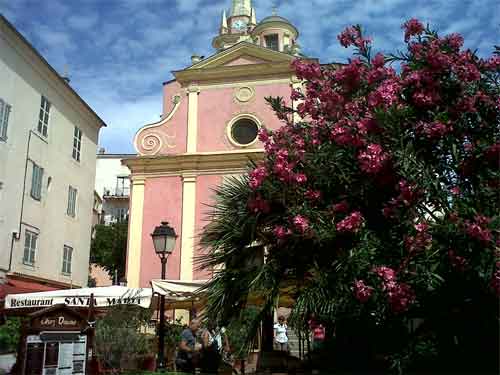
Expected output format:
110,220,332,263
94,151,134,225
0,15,106,296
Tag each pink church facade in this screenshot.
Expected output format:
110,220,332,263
124,1,312,300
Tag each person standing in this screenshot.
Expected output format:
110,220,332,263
176,319,202,373
273,315,289,351
201,322,230,373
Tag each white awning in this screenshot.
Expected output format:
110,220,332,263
4,285,152,310
151,279,207,299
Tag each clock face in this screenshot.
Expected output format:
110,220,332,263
233,19,247,31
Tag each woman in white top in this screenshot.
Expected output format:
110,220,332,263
273,315,288,351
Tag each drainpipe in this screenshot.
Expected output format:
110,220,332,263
8,130,32,271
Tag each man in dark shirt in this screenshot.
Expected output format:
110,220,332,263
176,319,201,373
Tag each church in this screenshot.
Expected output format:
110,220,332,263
124,0,314,304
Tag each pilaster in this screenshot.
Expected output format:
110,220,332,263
186,86,200,153
180,174,197,281
126,177,146,288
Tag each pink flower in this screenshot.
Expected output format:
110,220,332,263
273,225,291,240
402,18,425,42
448,250,467,272
336,211,364,233
249,166,268,190
444,33,464,51
354,280,374,303
417,121,449,139
398,180,420,205
450,186,460,196
292,60,322,80
373,266,397,282
387,282,415,313
466,222,492,243
368,79,401,108
305,190,321,201
295,173,308,184
332,201,349,213
405,231,432,253
247,196,270,214
465,215,492,243
292,215,310,233
412,90,440,107
371,52,385,68
474,215,491,227
414,222,428,232
337,25,370,51
258,128,270,143
358,144,390,174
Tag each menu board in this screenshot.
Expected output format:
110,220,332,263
57,342,74,375
72,336,87,374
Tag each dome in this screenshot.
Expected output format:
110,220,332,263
259,15,292,24
256,15,299,36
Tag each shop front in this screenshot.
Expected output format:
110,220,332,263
18,305,88,375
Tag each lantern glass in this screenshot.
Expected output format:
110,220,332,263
151,222,177,257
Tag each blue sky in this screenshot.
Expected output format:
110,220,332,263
1,0,498,153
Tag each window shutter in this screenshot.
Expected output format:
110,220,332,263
31,165,38,198
2,104,11,139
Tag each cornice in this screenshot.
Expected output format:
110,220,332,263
252,21,299,37
174,61,295,85
123,149,264,176
188,42,295,70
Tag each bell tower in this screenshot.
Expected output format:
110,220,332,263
212,0,256,50
231,0,252,17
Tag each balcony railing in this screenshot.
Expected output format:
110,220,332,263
103,186,130,198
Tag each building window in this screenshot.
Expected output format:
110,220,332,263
0,98,12,141
67,186,78,217
23,230,37,265
264,34,279,51
62,245,73,274
30,163,44,200
116,176,130,196
115,207,129,223
230,118,259,146
37,96,51,137
72,126,82,162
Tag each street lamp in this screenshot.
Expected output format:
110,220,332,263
151,221,177,371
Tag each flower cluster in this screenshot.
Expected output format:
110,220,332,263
336,211,364,233
292,215,310,234
405,222,432,253
373,266,415,313
465,215,492,243
273,225,291,240
247,195,270,214
448,250,467,272
354,280,374,303
357,144,390,174
402,18,425,42
237,17,499,336
337,25,371,52
249,166,268,190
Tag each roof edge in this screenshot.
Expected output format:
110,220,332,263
0,15,107,129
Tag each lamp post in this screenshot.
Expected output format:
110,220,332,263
151,221,177,371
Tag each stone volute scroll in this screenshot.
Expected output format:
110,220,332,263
133,94,182,155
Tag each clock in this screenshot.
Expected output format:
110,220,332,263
233,19,247,31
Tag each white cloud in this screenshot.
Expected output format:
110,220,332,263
67,13,99,31
4,0,498,154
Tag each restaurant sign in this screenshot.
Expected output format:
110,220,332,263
5,287,152,310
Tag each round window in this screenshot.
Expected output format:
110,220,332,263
230,118,259,146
